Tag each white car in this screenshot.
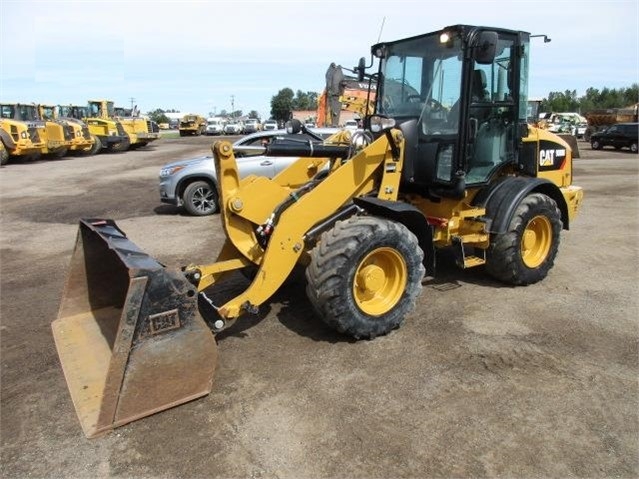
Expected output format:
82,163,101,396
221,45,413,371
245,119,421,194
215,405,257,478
205,118,225,135
223,122,242,135
344,119,359,130
263,119,278,131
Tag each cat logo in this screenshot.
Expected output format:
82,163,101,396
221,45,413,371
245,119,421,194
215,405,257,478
539,148,566,167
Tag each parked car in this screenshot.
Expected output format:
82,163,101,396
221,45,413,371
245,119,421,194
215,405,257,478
344,119,359,130
590,123,638,153
576,122,588,139
159,128,340,215
205,117,226,135
263,119,278,131
223,122,242,135
244,118,260,134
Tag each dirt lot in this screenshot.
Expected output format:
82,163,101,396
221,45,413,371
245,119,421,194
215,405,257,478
1,137,637,478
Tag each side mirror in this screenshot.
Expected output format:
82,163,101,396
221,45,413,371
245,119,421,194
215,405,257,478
356,57,366,81
366,115,396,133
286,119,302,134
475,31,498,65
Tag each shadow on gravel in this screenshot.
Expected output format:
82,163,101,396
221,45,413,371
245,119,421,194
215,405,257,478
196,249,508,344
424,249,507,290
153,204,184,215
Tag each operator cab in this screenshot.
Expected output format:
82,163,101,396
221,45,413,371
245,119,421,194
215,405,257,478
371,25,530,197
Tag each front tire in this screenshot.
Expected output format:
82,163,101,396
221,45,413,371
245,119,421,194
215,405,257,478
630,141,638,154
86,135,102,155
486,193,562,285
305,216,425,339
591,139,602,150
108,136,130,153
182,180,218,216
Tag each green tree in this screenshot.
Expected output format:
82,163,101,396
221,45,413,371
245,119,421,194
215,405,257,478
146,108,169,124
291,90,319,110
248,110,260,119
541,90,579,113
538,85,637,114
271,88,295,123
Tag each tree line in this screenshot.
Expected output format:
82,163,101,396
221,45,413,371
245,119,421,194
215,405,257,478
144,84,637,125
539,84,638,114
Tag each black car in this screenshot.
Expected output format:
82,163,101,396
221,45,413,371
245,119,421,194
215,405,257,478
590,123,638,153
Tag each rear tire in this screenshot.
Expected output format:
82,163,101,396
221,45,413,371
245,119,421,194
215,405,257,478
1,145,9,165
486,193,562,285
631,142,638,154
305,216,425,339
183,180,218,216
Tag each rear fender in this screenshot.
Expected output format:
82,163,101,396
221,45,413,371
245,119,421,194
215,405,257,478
472,176,570,233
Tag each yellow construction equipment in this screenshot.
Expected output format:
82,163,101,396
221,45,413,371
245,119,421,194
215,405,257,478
317,68,376,127
114,106,161,149
0,106,46,163
54,25,583,437
65,103,130,153
1,103,73,158
39,105,97,156
179,114,207,136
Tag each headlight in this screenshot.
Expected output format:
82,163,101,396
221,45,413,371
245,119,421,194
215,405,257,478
159,165,184,177
20,131,28,139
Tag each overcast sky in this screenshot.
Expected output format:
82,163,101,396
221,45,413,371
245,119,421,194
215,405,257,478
1,0,637,119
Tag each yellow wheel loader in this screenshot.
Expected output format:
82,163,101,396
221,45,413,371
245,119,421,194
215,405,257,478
64,102,130,153
39,105,97,156
114,106,161,149
0,109,46,163
53,25,583,438
1,103,73,158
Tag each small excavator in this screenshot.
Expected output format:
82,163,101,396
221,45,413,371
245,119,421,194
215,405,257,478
53,24,583,437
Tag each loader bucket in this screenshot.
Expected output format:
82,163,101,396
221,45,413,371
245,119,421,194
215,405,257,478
52,219,217,438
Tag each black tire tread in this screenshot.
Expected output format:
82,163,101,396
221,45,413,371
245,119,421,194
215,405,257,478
486,193,562,285
305,216,425,339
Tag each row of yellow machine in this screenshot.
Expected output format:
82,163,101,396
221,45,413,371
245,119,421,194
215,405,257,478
0,100,161,166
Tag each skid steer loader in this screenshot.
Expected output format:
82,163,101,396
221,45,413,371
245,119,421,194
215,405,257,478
53,25,583,437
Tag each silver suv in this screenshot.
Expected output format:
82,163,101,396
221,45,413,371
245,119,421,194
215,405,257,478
158,128,339,215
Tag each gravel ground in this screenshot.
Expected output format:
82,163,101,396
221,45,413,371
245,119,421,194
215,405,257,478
0,137,637,478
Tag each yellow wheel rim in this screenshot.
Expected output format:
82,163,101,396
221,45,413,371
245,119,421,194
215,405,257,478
353,247,407,316
521,215,552,268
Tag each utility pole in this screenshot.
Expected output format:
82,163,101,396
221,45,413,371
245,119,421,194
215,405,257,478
230,95,235,117
129,97,136,110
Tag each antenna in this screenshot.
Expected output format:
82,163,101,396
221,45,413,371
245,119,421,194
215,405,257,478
376,16,386,43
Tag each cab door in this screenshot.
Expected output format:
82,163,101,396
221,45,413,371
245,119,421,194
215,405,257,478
463,31,519,185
